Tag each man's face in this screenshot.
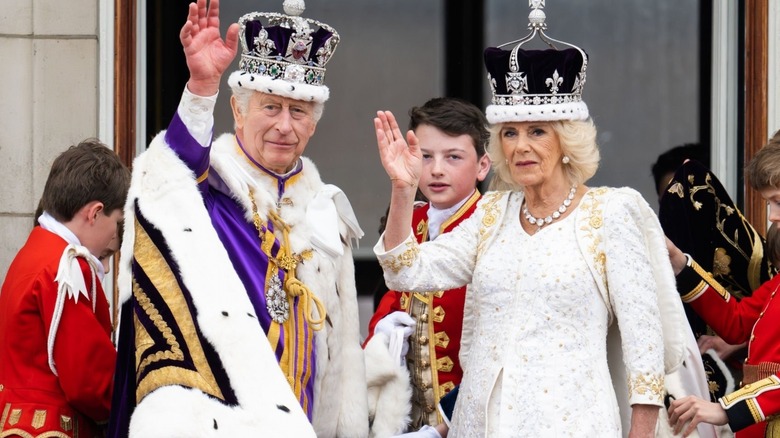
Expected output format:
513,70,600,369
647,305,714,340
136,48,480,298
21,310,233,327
417,124,490,209
232,92,317,174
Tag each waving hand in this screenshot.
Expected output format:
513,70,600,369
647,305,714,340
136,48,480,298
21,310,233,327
180,0,240,96
374,111,422,190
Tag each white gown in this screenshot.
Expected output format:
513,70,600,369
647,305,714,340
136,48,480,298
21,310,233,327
375,188,667,437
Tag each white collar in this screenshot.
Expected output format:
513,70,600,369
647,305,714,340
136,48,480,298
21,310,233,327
38,211,105,280
426,191,474,241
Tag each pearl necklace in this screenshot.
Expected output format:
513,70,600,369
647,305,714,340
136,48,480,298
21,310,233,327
522,185,578,230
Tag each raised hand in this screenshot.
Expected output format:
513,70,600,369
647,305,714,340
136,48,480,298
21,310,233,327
180,0,240,96
374,111,422,191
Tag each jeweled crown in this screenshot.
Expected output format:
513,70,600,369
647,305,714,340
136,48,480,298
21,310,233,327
228,0,340,103
484,0,589,124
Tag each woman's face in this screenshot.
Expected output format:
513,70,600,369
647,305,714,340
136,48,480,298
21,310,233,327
500,121,566,189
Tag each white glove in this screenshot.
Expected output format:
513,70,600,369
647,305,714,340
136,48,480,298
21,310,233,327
393,425,442,438
374,311,416,366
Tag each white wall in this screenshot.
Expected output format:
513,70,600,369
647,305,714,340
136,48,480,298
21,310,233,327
0,0,103,283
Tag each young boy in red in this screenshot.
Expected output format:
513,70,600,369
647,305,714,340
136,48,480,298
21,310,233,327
364,98,490,436
668,131,780,438
0,139,129,437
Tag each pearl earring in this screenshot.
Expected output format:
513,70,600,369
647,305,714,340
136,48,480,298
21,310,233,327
505,158,509,165
562,156,570,164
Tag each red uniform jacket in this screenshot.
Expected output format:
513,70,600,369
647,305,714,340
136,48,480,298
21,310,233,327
0,227,115,437
678,259,780,438
365,191,480,427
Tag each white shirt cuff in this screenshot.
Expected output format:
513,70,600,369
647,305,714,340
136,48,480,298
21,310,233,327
178,85,218,147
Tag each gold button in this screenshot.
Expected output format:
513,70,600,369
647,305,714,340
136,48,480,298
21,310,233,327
0,384,3,391
420,313,429,322
419,336,429,345
420,360,430,368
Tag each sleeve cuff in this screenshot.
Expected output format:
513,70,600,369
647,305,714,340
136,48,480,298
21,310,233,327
721,397,762,432
178,86,218,147
627,373,664,407
373,231,418,275
675,255,732,303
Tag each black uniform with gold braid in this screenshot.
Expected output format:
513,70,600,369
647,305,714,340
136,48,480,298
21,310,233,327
659,159,777,400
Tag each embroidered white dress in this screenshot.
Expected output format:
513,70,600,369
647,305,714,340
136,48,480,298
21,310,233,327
375,188,666,437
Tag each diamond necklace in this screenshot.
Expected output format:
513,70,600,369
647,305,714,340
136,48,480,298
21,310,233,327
522,185,578,230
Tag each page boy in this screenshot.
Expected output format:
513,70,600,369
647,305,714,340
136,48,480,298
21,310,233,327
364,97,490,436
0,139,129,437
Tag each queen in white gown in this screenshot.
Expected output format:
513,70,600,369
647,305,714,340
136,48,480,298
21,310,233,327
371,18,706,436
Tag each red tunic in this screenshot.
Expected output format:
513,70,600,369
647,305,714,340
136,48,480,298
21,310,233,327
365,191,480,428
0,227,115,437
678,259,780,437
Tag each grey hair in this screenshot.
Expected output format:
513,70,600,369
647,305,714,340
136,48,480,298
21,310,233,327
230,85,325,122
487,119,600,190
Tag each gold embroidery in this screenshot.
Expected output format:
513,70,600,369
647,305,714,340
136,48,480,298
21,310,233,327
627,373,664,402
416,220,427,237
400,293,410,310
440,190,481,233
437,356,454,372
0,404,9,428
379,241,420,274
766,416,780,437
721,375,780,407
666,182,684,198
8,409,20,426
746,399,764,423
432,305,445,323
434,331,450,349
477,192,505,255
690,259,731,301
440,381,455,394
31,410,46,429
60,415,72,432
579,189,608,291
712,247,732,276
133,217,225,404
680,280,709,303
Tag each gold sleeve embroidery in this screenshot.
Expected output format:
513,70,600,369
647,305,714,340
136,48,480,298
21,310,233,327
627,373,664,403
379,241,420,274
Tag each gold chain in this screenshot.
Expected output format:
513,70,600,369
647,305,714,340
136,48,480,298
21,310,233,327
248,188,326,330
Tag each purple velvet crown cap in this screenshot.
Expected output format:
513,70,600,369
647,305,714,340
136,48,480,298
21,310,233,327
227,7,340,104
484,46,589,124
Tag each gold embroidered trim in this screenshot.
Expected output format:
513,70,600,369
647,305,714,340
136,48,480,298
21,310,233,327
746,399,764,423
432,305,445,323
415,220,427,238
627,373,664,402
439,381,455,395
59,415,72,432
680,279,709,303
31,411,45,430
132,216,225,404
690,259,731,301
578,189,608,293
721,375,780,408
379,241,420,274
476,192,504,256
437,356,454,372
440,190,481,233
8,409,20,426
766,415,780,437
434,331,450,349
0,404,9,428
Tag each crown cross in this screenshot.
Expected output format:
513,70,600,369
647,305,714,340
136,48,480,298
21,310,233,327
506,72,529,94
